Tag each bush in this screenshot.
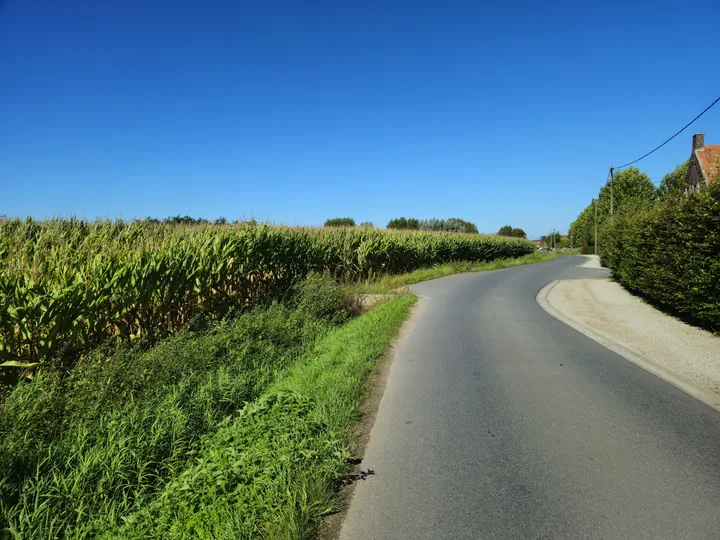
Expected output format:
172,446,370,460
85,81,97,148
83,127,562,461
600,182,720,329
293,272,348,323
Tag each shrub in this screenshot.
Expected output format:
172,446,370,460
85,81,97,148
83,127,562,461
293,272,347,323
600,181,720,329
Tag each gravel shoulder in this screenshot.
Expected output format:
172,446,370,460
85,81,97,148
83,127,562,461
540,278,720,409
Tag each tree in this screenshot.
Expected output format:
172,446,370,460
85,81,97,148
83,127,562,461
497,225,525,238
387,217,419,230
420,218,477,234
560,237,569,248
214,217,228,225
389,217,476,233
598,167,656,218
359,221,374,228
547,231,562,248
443,218,478,234
497,225,513,236
570,166,656,250
164,215,209,225
657,160,689,199
324,217,356,227
387,217,408,229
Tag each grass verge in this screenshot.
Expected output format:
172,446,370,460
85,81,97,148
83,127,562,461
111,296,416,539
346,251,557,294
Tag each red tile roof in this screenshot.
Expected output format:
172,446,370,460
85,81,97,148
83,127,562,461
696,144,720,183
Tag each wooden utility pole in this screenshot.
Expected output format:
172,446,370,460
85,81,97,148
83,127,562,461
609,167,615,224
593,198,598,256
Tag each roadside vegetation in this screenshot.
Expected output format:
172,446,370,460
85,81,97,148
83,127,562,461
569,164,720,331
0,269,414,538
346,251,557,294
0,217,537,538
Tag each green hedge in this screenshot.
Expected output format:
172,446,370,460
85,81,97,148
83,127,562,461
600,182,720,329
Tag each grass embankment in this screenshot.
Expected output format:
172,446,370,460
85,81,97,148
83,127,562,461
347,251,557,294
114,296,414,539
0,273,414,539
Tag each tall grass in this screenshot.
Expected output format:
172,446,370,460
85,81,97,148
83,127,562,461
0,303,332,538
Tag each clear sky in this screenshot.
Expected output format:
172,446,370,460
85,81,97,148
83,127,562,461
2,1,719,238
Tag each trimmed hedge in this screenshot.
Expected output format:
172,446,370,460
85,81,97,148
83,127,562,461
600,182,720,329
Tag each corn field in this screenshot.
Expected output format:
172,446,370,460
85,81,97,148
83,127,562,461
0,218,533,371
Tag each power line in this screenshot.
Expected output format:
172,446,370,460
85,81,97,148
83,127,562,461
613,95,720,170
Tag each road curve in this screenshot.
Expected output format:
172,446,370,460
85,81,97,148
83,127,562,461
338,256,720,540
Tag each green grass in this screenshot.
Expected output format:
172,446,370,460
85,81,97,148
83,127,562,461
345,251,558,294
108,296,415,539
0,305,332,539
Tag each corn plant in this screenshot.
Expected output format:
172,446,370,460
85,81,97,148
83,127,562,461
0,218,533,373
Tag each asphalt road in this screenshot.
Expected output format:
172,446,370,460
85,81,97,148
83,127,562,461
338,256,720,540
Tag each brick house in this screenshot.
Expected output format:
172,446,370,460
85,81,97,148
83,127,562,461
686,134,720,192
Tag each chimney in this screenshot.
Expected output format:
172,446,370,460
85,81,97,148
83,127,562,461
692,133,705,151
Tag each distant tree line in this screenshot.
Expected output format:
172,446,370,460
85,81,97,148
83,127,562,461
496,225,527,238
137,216,235,226
387,217,478,234
324,217,356,227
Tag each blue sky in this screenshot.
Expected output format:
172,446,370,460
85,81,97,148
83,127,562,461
2,1,719,238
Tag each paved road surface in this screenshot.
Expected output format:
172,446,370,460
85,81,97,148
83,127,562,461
339,256,720,540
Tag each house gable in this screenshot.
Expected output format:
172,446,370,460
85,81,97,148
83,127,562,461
685,134,719,192
687,152,705,192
